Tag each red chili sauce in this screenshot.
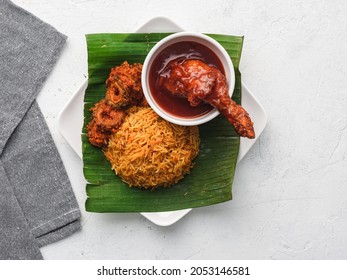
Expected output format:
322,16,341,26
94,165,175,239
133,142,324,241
149,41,225,119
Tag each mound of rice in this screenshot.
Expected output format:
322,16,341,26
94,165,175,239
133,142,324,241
104,106,200,189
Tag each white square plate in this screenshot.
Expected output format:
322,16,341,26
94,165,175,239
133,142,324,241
58,17,267,226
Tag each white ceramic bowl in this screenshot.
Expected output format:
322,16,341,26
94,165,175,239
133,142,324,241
142,32,235,126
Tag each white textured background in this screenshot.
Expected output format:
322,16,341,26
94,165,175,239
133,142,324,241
13,0,347,259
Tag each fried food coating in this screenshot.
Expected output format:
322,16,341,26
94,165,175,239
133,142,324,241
86,61,150,147
86,99,125,147
105,61,145,108
160,59,255,139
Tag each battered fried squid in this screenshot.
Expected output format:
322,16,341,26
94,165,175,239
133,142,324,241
86,61,148,147
105,61,146,108
86,99,125,147
160,59,255,139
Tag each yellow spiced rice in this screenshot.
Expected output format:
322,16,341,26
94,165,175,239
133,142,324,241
104,107,200,189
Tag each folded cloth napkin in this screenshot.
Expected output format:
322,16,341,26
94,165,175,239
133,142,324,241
0,0,81,259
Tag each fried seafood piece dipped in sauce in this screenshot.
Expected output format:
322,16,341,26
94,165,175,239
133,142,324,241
160,59,255,139
86,99,125,147
105,61,146,108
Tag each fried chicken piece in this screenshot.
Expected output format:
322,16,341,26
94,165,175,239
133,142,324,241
86,99,125,147
105,61,146,108
160,59,255,139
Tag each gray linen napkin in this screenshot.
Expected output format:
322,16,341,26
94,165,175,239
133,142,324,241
0,0,81,259
0,162,42,259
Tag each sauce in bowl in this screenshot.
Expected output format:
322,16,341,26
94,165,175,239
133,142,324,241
149,41,225,119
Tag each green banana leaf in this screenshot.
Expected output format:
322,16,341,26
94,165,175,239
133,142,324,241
83,33,243,212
